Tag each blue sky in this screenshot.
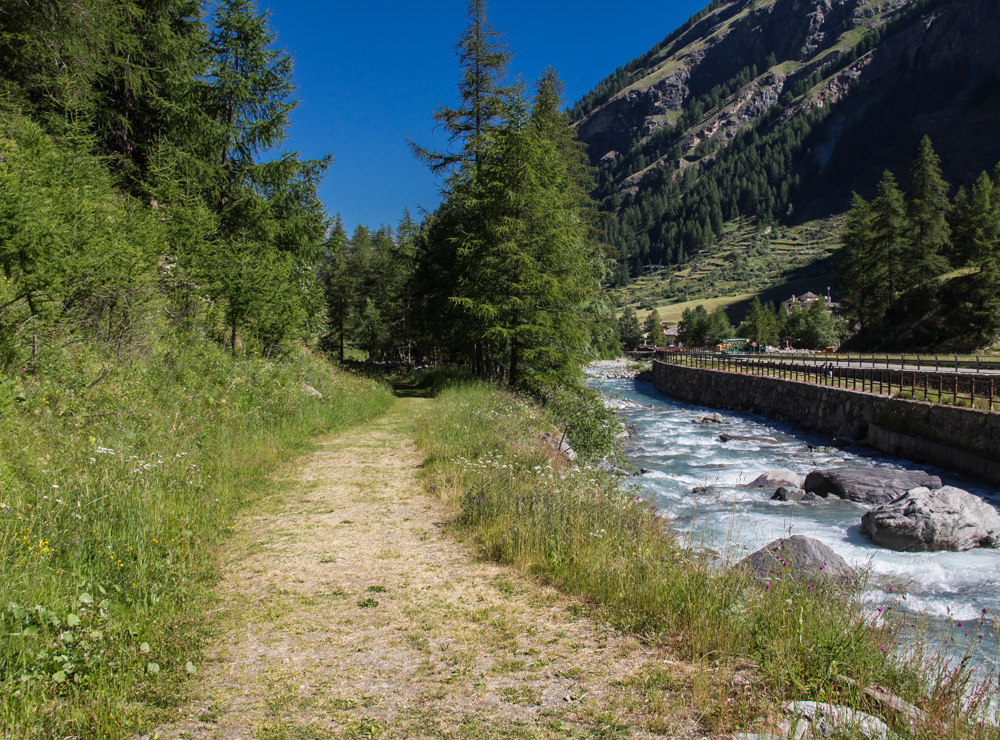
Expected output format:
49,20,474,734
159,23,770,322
266,1,708,233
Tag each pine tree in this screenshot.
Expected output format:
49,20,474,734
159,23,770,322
904,136,950,301
840,192,884,333
408,0,511,175
321,216,352,361
204,0,331,353
952,172,998,268
646,308,665,346
451,80,600,386
618,307,642,350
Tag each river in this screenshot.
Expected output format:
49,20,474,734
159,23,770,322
590,372,1000,672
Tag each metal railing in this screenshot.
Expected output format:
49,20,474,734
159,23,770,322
655,351,999,411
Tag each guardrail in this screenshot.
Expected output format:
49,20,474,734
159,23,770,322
654,351,999,411
651,350,1000,372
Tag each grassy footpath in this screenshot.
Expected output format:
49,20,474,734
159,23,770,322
414,382,1000,739
0,336,393,738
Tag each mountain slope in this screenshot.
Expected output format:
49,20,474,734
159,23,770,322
573,0,1000,285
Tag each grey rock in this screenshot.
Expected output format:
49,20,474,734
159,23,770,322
786,701,898,740
749,468,804,490
691,485,715,494
860,486,1000,552
771,487,805,502
301,383,323,399
804,467,942,505
693,413,725,424
539,432,577,462
801,491,819,501
738,535,855,584
720,433,779,444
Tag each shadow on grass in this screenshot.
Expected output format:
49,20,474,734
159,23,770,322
392,366,474,399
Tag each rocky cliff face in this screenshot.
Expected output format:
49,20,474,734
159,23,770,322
576,0,1000,197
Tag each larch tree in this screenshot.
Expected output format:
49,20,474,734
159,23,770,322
408,0,511,175
904,137,950,303
204,0,330,354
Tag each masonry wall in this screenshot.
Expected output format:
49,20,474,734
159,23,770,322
651,361,1000,485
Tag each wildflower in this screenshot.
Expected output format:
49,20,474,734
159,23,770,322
879,646,886,651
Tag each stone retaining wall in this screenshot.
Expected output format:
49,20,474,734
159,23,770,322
651,361,1000,485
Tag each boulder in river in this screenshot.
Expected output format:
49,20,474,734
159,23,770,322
748,468,803,490
803,467,942,505
771,486,805,502
720,433,779,444
738,535,856,583
860,486,1000,552
692,413,725,424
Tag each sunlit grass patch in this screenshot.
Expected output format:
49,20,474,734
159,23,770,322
0,338,393,737
415,382,1000,738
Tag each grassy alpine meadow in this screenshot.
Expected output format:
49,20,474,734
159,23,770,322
415,382,1000,739
0,331,394,738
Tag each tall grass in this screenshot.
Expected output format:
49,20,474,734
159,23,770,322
0,330,393,737
415,383,1000,738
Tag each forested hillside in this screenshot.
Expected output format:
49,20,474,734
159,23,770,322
571,0,1000,286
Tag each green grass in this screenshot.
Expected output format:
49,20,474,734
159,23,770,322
0,330,394,737
415,383,1000,738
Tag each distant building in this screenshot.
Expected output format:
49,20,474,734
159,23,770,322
783,292,841,314
642,323,681,348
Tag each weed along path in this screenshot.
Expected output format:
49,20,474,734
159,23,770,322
148,399,733,740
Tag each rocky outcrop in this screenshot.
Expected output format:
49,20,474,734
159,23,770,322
803,468,942,505
860,486,1000,552
748,468,803,490
738,535,855,583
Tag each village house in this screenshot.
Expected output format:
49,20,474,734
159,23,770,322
782,291,841,314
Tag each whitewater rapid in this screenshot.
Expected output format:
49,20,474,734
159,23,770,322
590,373,1000,667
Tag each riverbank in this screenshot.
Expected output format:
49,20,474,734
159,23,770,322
652,360,1000,486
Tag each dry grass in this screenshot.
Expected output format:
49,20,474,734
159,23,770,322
149,401,738,740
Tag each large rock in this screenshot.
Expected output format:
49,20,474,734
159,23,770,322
748,468,804,490
738,535,855,584
771,487,806,502
803,467,942,505
860,486,1000,552
786,701,897,740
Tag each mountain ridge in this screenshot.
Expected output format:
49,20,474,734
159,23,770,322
572,0,1000,284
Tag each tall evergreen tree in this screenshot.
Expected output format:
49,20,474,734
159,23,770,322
618,307,642,350
203,0,331,353
408,0,511,175
646,308,665,346
321,216,352,361
904,136,950,301
451,80,599,386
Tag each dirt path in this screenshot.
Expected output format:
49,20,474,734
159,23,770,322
150,400,725,740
